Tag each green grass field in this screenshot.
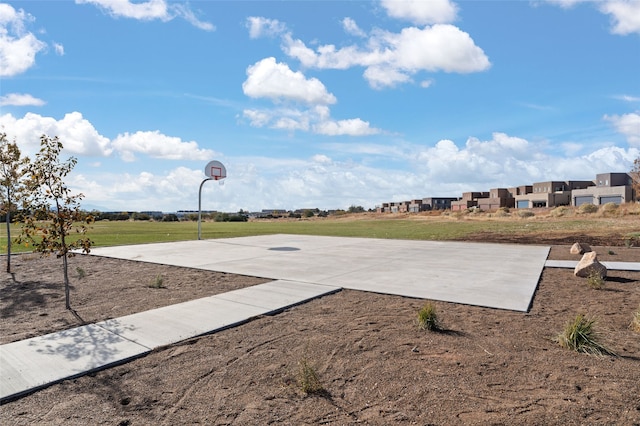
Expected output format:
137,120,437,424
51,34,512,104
2,213,638,255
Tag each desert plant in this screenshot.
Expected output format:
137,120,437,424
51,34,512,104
556,314,615,356
517,210,535,218
417,302,442,331
75,266,86,279
601,202,618,215
578,203,598,214
149,274,165,289
623,233,640,248
631,306,640,333
586,270,605,289
549,206,569,217
296,354,324,395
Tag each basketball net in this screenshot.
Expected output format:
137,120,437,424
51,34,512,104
218,179,225,186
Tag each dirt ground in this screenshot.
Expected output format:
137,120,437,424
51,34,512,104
1,241,639,425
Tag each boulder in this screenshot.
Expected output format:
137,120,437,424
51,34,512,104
574,251,607,278
570,242,591,255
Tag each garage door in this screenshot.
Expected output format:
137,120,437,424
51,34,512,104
575,196,593,206
600,196,622,205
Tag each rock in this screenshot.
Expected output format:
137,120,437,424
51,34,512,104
574,251,607,278
570,242,591,255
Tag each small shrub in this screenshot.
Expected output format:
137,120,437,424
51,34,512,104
586,271,605,289
631,306,640,333
417,302,442,331
623,233,640,248
149,274,165,289
75,266,86,279
297,355,324,395
601,202,618,215
607,250,615,255
578,203,598,214
556,314,614,356
550,206,568,217
494,208,510,217
517,210,535,218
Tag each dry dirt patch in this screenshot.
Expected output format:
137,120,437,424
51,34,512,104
1,245,639,425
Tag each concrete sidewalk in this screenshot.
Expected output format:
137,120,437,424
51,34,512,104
0,280,339,402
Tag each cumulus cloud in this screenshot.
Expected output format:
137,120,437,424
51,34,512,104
604,112,640,145
0,93,45,106
75,0,214,30
241,58,381,136
0,112,112,156
412,134,638,189
599,0,640,35
282,24,490,89
0,3,47,77
66,133,640,212
243,57,337,105
242,104,381,137
111,130,216,162
380,0,459,25
0,112,216,162
246,16,286,38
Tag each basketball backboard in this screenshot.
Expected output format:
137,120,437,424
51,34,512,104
204,160,226,180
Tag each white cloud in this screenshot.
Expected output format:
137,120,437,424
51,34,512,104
282,24,490,89
0,112,112,156
0,3,47,77
75,0,214,30
75,0,169,20
60,130,640,212
342,17,366,37
246,16,286,38
614,94,640,102
544,0,640,35
381,0,459,25
314,118,380,136
0,93,45,106
243,57,337,105
53,42,64,55
599,0,640,35
111,130,216,162
604,112,640,146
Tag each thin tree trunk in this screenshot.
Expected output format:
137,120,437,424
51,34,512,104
5,210,10,273
63,252,70,310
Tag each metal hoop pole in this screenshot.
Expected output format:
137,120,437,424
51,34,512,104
198,177,214,240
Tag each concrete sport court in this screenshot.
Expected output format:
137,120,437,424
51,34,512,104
90,234,551,312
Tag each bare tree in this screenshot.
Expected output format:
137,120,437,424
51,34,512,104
17,135,93,318
0,133,30,274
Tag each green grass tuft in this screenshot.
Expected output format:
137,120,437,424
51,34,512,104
148,274,165,289
556,314,615,356
75,266,86,279
586,270,605,289
296,354,324,395
417,302,442,332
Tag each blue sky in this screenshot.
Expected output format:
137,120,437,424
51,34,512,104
1,0,639,212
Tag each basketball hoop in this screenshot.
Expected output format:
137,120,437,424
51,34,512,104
198,160,227,240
